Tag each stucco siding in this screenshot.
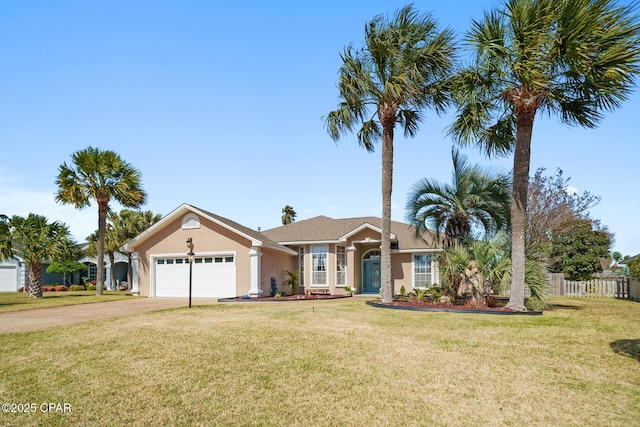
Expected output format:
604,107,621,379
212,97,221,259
260,249,296,295
392,253,411,293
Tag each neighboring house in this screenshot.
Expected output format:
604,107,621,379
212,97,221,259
0,257,27,292
0,252,128,292
121,204,443,298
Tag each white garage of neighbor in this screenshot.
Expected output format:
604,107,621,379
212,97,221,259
153,254,236,298
0,265,19,292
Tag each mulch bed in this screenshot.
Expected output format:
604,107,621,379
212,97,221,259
219,295,351,303
367,300,542,315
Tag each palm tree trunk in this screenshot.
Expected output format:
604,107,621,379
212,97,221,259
506,109,534,311
96,201,107,295
27,262,43,298
380,118,394,304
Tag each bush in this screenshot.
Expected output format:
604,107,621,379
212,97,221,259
69,285,86,291
18,286,24,292
42,286,55,292
55,285,68,292
87,285,96,291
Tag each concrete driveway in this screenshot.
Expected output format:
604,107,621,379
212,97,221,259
0,298,218,334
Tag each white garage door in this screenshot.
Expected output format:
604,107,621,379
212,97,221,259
0,266,18,292
154,255,236,298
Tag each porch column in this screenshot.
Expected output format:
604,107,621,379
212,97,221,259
131,252,140,294
249,247,262,297
347,245,356,293
105,264,112,289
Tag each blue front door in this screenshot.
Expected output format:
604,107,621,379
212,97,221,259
362,260,381,293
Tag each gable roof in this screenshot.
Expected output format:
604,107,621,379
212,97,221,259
262,215,441,251
121,204,296,255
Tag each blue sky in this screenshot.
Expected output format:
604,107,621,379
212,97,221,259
1,0,638,257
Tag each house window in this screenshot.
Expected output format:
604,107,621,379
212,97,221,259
336,246,346,286
299,247,305,287
311,245,328,286
88,263,106,281
181,214,200,229
225,256,234,263
413,254,432,288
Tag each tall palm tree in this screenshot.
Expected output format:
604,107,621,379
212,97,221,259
0,214,76,297
406,149,510,247
110,209,162,288
55,147,147,295
325,5,455,303
86,226,120,290
281,205,297,225
450,0,640,310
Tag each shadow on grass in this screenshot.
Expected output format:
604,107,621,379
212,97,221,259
547,303,583,311
610,339,640,361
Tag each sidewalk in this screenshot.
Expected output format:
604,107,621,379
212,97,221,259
0,298,218,334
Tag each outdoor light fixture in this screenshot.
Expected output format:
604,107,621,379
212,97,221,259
187,237,194,308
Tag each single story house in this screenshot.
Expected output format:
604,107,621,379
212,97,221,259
121,204,443,298
0,253,128,292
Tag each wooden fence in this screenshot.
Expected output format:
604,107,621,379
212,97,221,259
546,275,629,298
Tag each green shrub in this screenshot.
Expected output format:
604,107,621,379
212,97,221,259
427,285,442,302
87,285,96,291
69,285,86,291
399,285,406,296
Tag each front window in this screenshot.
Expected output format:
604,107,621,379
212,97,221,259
311,245,328,286
336,246,346,286
413,254,432,288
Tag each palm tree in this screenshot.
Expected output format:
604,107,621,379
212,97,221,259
281,205,297,225
109,209,162,288
449,0,640,310
55,147,147,295
86,226,120,290
0,214,76,297
325,5,455,303
440,232,550,310
406,149,510,247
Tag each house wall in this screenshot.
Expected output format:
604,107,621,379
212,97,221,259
260,248,296,295
134,215,253,297
392,253,411,294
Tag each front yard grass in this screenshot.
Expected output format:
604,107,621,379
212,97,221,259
0,297,638,426
0,291,138,313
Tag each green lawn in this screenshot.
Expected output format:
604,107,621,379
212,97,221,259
0,291,139,313
0,297,638,426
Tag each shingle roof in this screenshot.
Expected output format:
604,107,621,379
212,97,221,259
262,215,441,250
192,205,284,248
